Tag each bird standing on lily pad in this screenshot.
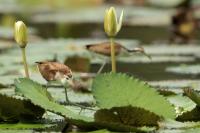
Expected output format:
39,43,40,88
36,61,73,103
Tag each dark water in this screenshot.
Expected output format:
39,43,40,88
90,61,200,81
32,23,200,44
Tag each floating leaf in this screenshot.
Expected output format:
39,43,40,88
149,80,200,92
0,93,44,121
184,88,200,106
95,106,160,127
92,73,176,119
184,128,200,133
15,78,93,123
0,123,54,130
167,95,196,116
86,129,111,133
176,107,200,121
47,87,94,104
166,64,200,75
159,119,200,130
0,130,31,133
117,55,195,63
145,44,200,56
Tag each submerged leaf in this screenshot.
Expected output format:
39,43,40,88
95,106,160,127
92,73,175,119
0,93,44,121
176,107,200,121
184,88,200,106
167,95,196,116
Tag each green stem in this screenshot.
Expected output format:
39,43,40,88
110,37,116,72
64,86,69,103
21,48,29,78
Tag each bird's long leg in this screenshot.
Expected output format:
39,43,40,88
97,60,107,74
46,82,50,89
63,85,69,103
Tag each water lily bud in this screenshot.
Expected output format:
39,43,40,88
14,21,27,48
104,7,123,37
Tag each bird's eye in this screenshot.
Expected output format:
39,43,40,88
68,74,72,78
66,77,69,80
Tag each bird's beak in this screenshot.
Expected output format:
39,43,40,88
132,47,152,60
142,51,152,60
66,78,74,87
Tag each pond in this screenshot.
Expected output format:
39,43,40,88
1,1,200,133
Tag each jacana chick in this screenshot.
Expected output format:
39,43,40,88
36,61,73,103
86,42,150,73
86,41,146,56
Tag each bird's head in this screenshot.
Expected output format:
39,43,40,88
60,71,74,87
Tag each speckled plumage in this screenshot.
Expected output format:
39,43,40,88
86,42,122,56
36,61,72,81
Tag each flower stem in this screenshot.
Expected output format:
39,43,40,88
21,48,29,78
64,86,69,103
110,37,116,72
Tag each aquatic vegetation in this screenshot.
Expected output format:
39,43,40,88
0,1,200,133
104,7,123,72
14,21,29,78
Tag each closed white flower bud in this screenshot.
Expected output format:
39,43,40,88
14,21,27,48
104,7,123,37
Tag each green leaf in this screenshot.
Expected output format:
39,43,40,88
0,130,31,133
0,93,44,121
0,123,54,129
176,107,200,121
167,95,196,116
159,119,200,130
86,129,111,133
95,106,160,126
166,64,200,75
15,78,93,123
184,88,200,106
92,73,175,119
184,128,200,133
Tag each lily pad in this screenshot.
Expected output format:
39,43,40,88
47,87,94,104
166,64,200,75
167,95,196,116
15,78,94,123
159,119,200,130
117,55,195,63
0,123,54,129
95,106,160,127
92,73,176,119
144,44,200,56
149,80,200,91
0,93,44,121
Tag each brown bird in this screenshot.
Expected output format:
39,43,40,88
86,41,146,56
36,61,73,103
86,42,150,73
